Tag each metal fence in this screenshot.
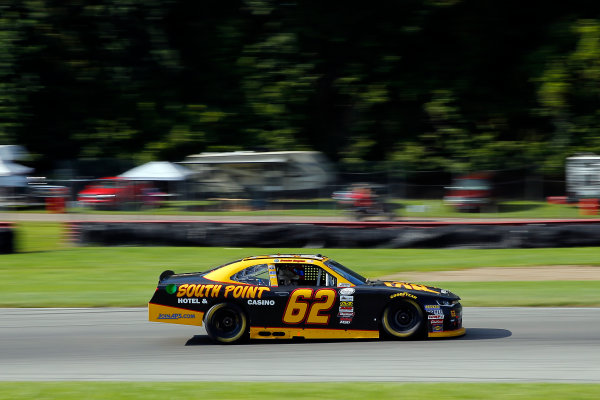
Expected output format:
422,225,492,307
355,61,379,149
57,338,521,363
0,170,569,214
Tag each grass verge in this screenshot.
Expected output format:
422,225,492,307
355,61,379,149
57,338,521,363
420,281,600,307
1,245,600,307
2,222,599,307
4,198,593,219
0,382,599,400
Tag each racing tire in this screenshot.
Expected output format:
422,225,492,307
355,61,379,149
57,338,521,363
381,300,425,340
204,303,248,344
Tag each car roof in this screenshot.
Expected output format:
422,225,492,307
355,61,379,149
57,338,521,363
242,254,328,262
203,254,353,285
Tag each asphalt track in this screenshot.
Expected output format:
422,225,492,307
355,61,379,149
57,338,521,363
1,307,599,382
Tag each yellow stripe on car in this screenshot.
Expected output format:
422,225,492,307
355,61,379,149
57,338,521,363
148,303,204,326
249,326,379,340
428,327,466,338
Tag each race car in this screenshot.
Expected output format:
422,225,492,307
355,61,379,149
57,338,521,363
148,254,465,343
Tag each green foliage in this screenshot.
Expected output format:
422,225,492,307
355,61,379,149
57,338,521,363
0,7,22,143
3,2,600,175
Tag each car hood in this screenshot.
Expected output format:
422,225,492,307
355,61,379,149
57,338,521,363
367,280,460,299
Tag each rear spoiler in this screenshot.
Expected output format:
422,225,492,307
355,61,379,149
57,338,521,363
159,270,175,283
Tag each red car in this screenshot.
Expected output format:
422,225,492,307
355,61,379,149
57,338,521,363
444,173,493,212
77,177,160,208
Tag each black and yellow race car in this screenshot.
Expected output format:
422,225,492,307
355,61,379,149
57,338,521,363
149,254,465,343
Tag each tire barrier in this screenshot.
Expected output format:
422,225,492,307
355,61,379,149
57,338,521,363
0,225,15,254
72,221,600,249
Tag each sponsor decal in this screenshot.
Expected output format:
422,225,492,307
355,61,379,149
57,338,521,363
390,292,417,300
384,282,439,294
247,299,275,306
223,285,270,299
338,311,355,317
165,284,177,295
176,284,271,299
178,298,200,304
450,310,456,318
432,325,443,332
268,264,279,287
338,295,356,324
177,298,208,304
274,259,280,263
338,283,351,288
427,309,444,316
157,313,195,320
428,315,444,321
280,259,306,263
425,304,441,309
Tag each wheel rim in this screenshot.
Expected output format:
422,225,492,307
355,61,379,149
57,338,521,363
382,300,423,338
390,304,418,331
213,308,241,337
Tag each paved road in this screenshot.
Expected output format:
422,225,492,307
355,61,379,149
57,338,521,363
1,307,598,382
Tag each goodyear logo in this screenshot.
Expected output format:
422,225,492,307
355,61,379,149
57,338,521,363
390,292,417,300
176,284,270,299
384,282,439,294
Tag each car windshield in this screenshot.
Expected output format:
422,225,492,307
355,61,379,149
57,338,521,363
324,259,367,285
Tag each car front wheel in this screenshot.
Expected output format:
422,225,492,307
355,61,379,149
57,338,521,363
381,300,424,339
204,303,247,344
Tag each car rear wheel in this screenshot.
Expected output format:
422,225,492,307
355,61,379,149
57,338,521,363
381,300,424,339
204,303,247,344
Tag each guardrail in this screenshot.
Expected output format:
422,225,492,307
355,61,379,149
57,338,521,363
68,219,600,249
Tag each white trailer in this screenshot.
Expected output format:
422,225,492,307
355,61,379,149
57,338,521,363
566,154,600,200
180,151,334,195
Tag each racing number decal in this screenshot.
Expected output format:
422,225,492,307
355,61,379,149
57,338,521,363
282,288,311,324
283,288,336,325
307,289,336,324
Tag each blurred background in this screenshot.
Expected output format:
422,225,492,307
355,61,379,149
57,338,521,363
2,1,600,219
2,3,600,391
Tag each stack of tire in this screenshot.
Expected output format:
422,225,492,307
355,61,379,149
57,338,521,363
0,225,15,254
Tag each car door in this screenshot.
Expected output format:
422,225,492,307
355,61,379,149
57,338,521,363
274,263,339,330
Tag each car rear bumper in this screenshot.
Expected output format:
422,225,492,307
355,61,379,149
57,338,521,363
148,302,204,326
